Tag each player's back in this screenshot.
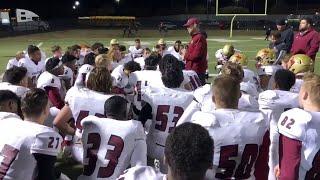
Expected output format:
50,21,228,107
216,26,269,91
65,87,113,137
78,116,146,180
142,87,193,160
117,166,165,180
74,64,94,87
0,117,62,180
182,70,201,90
0,82,29,97
192,109,267,179
278,108,320,179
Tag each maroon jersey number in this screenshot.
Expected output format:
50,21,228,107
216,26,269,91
280,116,295,129
189,75,201,90
83,133,124,178
76,111,105,130
0,144,19,179
215,144,259,179
155,105,184,133
48,137,60,149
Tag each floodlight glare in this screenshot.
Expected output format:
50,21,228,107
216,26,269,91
75,1,80,6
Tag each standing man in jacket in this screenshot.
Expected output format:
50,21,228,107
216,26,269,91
183,18,208,85
290,17,320,71
276,19,294,53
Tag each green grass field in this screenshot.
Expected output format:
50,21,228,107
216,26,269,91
1,29,319,77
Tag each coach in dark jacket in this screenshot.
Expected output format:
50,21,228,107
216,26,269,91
183,18,208,85
276,19,294,52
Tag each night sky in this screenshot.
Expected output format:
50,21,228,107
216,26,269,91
0,0,319,19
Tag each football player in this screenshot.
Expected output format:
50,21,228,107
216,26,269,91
0,90,21,118
117,123,213,180
65,44,81,60
258,69,298,180
51,45,63,59
178,62,259,125
229,52,260,92
256,48,282,90
285,54,313,93
182,69,202,90
61,54,77,90
74,52,95,87
111,61,141,94
129,38,144,58
191,75,268,179
0,67,29,97
37,57,65,110
276,73,320,179
0,89,64,180
167,40,183,60
53,67,114,163
78,96,147,180
138,54,194,172
18,45,45,88
157,39,170,57
134,48,151,70
215,44,240,69
6,51,25,70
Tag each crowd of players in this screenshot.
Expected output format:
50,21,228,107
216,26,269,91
0,21,320,180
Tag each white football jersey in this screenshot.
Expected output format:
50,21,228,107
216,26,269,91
117,166,165,180
78,116,147,180
167,46,182,60
0,117,62,180
37,71,62,90
62,66,74,85
182,70,202,90
128,46,144,58
6,58,19,70
258,90,299,180
142,87,193,162
111,65,129,89
192,109,267,180
65,87,114,139
134,57,145,70
240,82,259,97
290,78,303,93
74,64,94,87
278,108,320,179
243,68,260,89
18,57,45,84
0,82,29,97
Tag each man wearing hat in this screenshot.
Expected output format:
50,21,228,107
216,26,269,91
183,17,207,85
276,19,294,53
110,39,120,50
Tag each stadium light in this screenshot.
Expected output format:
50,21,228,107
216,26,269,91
115,0,120,4
72,5,76,10
75,1,80,6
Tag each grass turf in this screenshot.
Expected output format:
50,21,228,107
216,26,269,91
1,29,319,80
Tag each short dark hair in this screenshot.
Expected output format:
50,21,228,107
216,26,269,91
71,44,81,51
175,40,182,44
27,45,40,55
119,45,126,52
98,47,108,55
83,52,96,65
104,96,128,120
271,31,281,39
61,54,77,64
301,17,313,25
45,57,61,71
51,45,61,53
3,67,27,85
0,90,20,107
21,88,48,118
165,122,213,179
135,38,140,42
274,69,296,91
124,61,141,72
144,53,161,70
91,42,104,51
159,54,184,88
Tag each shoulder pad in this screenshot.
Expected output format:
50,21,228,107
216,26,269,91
31,131,62,156
193,84,211,102
259,90,279,107
191,111,220,128
278,108,312,141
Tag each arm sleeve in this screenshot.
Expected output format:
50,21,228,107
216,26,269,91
185,36,205,61
306,33,320,58
284,30,294,52
44,87,65,109
278,134,302,180
33,153,57,180
130,123,147,166
138,103,153,126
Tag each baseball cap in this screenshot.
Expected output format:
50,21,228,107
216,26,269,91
158,38,166,45
276,19,287,26
46,57,62,71
183,18,200,27
110,39,119,46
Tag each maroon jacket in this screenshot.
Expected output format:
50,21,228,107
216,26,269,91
290,28,320,60
184,32,208,74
